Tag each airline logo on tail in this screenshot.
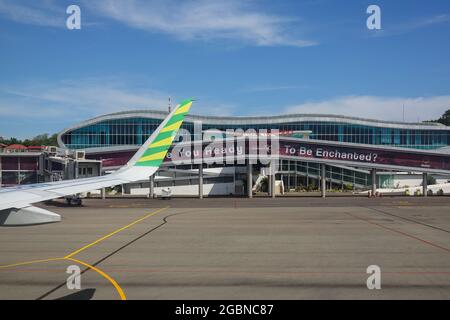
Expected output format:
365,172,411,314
135,99,194,167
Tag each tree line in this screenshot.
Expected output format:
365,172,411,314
0,133,58,147
431,109,450,126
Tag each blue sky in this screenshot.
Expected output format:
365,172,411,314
1,0,450,139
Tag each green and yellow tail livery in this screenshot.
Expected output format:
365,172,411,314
134,99,194,167
115,98,194,180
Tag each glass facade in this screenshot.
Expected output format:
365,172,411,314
278,160,371,190
60,115,450,150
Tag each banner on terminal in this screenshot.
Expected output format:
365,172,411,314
164,139,450,172
277,140,450,172
88,138,450,172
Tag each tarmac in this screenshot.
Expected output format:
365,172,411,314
0,196,449,300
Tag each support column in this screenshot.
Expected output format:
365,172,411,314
321,163,326,198
268,173,272,197
199,163,203,199
247,163,253,198
271,160,276,198
306,162,309,189
371,169,377,197
74,162,79,179
422,172,428,197
353,171,356,191
148,175,154,199
0,155,2,190
101,188,106,200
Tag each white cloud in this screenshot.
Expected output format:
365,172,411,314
371,14,450,37
86,0,316,47
419,14,450,27
0,79,168,118
0,77,236,122
0,0,316,47
0,77,238,138
240,84,309,93
3,83,448,125
0,0,63,27
284,95,450,123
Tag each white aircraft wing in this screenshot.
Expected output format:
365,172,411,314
0,99,194,226
0,175,129,211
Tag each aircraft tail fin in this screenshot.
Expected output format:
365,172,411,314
115,99,194,179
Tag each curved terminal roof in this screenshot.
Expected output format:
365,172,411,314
58,109,449,147
61,109,448,130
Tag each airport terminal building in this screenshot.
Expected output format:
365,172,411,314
60,111,450,150
55,110,450,196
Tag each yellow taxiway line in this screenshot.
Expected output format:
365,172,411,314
0,206,170,300
64,206,169,258
66,257,126,300
0,257,65,269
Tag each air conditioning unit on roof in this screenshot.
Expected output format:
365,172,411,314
75,150,85,160
47,146,57,154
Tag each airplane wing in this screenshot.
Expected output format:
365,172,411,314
0,99,194,226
